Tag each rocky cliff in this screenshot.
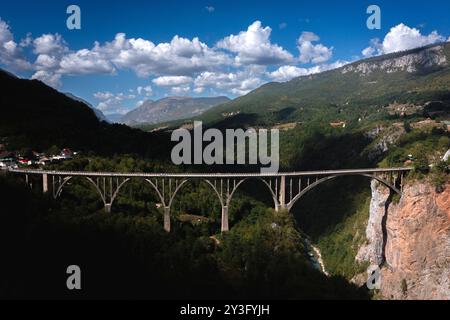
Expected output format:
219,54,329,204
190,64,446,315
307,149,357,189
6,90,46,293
356,180,391,266
342,44,448,75
356,179,450,300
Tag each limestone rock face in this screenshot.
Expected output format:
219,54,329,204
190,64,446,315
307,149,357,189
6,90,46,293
380,181,450,300
356,180,391,265
342,45,448,76
364,124,406,161
357,179,450,300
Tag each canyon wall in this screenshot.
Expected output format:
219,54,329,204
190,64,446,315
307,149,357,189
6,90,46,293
356,179,450,300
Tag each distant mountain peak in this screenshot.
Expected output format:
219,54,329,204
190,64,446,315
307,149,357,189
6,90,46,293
121,96,231,125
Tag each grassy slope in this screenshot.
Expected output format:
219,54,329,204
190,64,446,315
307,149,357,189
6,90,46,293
197,43,450,128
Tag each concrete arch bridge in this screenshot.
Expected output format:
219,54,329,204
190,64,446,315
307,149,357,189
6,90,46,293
9,167,412,232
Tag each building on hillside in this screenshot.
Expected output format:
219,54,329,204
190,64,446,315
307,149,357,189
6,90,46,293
17,158,33,166
0,151,16,169
37,157,51,166
329,121,346,128
61,148,74,159
410,118,442,130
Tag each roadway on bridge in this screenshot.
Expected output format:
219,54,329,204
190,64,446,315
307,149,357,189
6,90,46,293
8,167,413,178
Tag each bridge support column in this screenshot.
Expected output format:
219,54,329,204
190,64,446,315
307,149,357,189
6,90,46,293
221,206,229,232
279,175,286,209
164,206,171,233
42,173,48,193
104,203,112,213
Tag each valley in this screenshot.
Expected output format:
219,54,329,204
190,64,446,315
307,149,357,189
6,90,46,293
0,41,449,300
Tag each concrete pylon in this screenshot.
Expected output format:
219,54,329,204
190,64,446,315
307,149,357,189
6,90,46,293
279,175,286,209
42,173,48,193
164,206,171,233
221,206,229,232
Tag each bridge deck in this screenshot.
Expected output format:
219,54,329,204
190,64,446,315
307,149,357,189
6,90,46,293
8,167,413,178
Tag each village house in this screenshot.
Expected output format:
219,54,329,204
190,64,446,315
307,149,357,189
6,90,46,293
0,146,79,169
329,121,346,128
0,151,17,170
61,148,74,159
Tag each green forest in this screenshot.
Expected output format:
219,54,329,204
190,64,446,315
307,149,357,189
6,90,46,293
1,117,448,299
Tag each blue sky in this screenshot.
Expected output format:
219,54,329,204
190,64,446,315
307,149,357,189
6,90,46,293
1,0,450,115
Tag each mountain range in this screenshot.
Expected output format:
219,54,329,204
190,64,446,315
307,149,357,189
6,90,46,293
120,96,230,125
1,42,449,147
194,42,450,128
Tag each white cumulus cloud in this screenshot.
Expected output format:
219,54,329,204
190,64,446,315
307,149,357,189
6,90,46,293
59,49,115,75
362,23,447,57
33,33,67,55
269,60,349,82
0,18,32,71
297,31,333,64
137,85,153,96
97,33,231,77
268,66,311,82
93,91,136,114
152,75,193,87
217,21,293,66
31,70,62,87
194,67,264,96
170,85,191,95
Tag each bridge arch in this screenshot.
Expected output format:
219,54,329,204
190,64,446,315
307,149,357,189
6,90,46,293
163,177,232,208
286,173,401,211
53,176,73,199
53,176,109,204
144,178,189,208
210,177,280,210
88,176,184,211
52,176,122,211
157,177,228,232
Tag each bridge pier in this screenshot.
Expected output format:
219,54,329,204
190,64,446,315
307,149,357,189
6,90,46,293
221,206,229,232
279,175,286,209
164,206,171,233
42,173,48,193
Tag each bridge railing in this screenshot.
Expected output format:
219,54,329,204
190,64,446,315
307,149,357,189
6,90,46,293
8,167,413,178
